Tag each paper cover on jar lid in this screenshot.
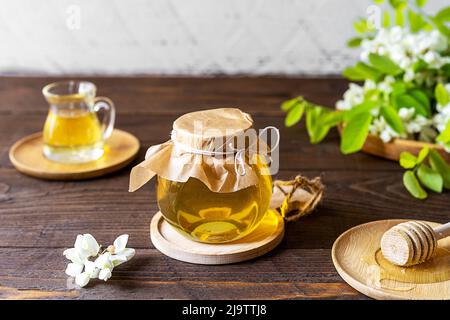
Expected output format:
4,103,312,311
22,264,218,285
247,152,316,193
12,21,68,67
129,108,266,193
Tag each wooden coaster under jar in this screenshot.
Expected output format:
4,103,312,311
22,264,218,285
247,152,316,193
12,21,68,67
130,108,287,264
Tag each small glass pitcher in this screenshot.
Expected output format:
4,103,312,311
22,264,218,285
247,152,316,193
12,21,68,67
42,80,115,164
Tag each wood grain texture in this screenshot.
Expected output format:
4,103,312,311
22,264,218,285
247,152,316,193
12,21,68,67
0,76,449,300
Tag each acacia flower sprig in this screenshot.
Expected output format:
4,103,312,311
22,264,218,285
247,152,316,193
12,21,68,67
63,234,135,287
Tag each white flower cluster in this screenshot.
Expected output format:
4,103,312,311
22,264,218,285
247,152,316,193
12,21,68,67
336,78,436,143
361,27,450,85
368,107,435,143
64,234,135,287
337,26,450,146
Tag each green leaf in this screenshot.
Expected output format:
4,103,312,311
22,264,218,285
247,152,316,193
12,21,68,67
321,111,344,127
395,7,406,26
437,121,450,144
285,103,305,127
409,89,431,113
380,105,405,134
389,0,407,9
403,170,428,199
416,0,427,7
343,62,383,82
391,82,408,97
343,101,378,122
354,19,371,34
399,152,417,169
356,62,383,81
408,9,427,32
306,107,331,144
347,37,363,48
435,83,450,106
417,163,443,193
374,0,385,4
436,7,450,22
281,97,300,112
368,53,402,75
429,149,450,189
395,93,430,116
343,66,366,81
432,16,450,37
412,59,428,73
340,112,372,154
442,64,450,77
383,11,391,28
417,146,430,164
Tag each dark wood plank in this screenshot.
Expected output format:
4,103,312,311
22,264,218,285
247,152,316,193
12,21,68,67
0,77,347,116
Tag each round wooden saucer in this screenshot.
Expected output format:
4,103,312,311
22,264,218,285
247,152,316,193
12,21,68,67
150,210,284,265
9,129,140,180
332,219,450,300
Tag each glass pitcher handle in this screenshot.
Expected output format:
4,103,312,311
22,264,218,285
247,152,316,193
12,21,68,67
93,97,116,140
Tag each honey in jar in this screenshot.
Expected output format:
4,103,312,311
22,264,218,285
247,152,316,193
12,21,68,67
157,155,272,243
129,108,278,243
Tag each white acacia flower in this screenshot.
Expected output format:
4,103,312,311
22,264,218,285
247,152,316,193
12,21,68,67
336,83,364,110
434,112,450,132
65,262,84,277
63,247,86,265
360,27,449,76
398,108,415,121
75,272,90,287
98,268,112,281
85,260,100,279
95,252,114,270
63,234,135,288
74,234,100,259
370,116,402,143
406,115,432,134
403,69,415,82
108,234,136,266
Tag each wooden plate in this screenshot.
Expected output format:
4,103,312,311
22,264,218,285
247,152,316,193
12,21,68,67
337,125,450,162
362,134,450,162
150,210,284,265
9,129,140,180
332,219,450,300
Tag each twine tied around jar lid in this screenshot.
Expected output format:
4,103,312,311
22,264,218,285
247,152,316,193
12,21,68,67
129,108,280,193
170,125,279,177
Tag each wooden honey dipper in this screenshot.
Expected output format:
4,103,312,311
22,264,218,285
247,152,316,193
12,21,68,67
381,221,450,267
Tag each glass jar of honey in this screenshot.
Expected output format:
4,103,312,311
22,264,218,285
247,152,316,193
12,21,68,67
129,108,278,243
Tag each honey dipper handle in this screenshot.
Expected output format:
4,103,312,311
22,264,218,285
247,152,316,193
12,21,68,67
433,222,450,240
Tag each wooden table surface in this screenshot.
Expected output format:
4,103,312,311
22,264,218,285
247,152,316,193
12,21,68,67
1,76,449,300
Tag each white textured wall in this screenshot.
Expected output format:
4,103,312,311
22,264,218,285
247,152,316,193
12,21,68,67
0,0,446,75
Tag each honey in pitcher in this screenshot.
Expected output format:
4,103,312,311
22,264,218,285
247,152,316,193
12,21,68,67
43,108,104,163
157,158,272,243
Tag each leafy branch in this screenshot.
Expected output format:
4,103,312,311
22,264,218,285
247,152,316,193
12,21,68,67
282,97,373,154
400,146,450,199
